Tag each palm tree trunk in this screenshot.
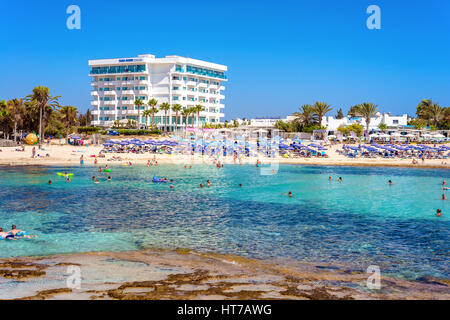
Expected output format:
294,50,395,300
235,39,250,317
39,105,43,144
14,121,17,143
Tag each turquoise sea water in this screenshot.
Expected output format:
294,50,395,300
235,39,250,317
0,164,448,280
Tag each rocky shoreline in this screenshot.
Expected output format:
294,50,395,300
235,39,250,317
0,249,448,300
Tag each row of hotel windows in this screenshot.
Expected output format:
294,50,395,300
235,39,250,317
172,86,221,94
172,76,220,86
98,106,219,112
90,65,146,74
95,76,147,82
175,65,226,79
97,96,221,103
97,116,217,123
98,86,147,91
98,97,147,101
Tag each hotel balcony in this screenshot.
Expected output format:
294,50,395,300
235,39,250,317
104,91,116,95
198,82,208,88
219,86,225,91
91,120,101,125
91,101,99,106
122,100,134,105
186,80,197,86
137,89,148,95
91,91,99,96
104,101,116,105
127,110,138,115
92,110,100,115
104,81,116,86
172,80,183,85
104,110,116,115
121,90,134,95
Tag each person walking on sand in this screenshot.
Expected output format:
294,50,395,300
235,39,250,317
31,147,36,158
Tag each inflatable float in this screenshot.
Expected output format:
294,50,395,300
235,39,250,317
103,169,111,172
152,175,167,183
57,173,74,177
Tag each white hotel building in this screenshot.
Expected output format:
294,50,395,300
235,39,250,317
89,54,227,129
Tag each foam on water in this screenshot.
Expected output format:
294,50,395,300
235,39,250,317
0,164,448,280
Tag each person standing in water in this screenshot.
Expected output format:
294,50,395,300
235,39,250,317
436,209,442,217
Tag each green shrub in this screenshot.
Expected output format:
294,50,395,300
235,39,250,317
116,129,162,135
77,126,101,134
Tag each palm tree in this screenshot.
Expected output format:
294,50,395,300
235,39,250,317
134,98,144,129
312,102,332,127
60,106,79,143
160,102,171,132
358,102,379,132
26,86,60,143
147,98,158,129
194,104,205,129
171,104,182,131
142,109,152,128
85,109,92,126
181,108,190,127
6,98,25,142
0,100,11,139
417,99,434,125
293,104,315,126
428,103,442,126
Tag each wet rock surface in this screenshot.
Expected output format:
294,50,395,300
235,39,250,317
0,249,448,300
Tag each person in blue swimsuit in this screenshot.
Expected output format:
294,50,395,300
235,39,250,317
0,228,14,239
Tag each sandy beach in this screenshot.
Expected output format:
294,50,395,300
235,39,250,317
1,142,449,169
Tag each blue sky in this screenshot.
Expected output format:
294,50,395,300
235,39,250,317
0,0,449,120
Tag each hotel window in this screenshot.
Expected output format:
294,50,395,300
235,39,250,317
139,76,146,80
172,76,180,80
393,120,399,124
116,87,120,90
99,88,103,91
139,86,146,90
173,86,179,90
122,87,128,90
173,97,179,101
122,97,128,100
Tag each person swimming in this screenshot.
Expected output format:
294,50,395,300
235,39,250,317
48,180,52,185
288,191,294,198
239,184,242,187
328,176,332,181
0,228,14,240
92,176,96,180
66,177,71,183
200,183,204,188
7,225,35,239
207,180,211,187
442,194,446,200
338,177,342,182
436,209,442,217
388,180,393,186
107,176,111,181
169,185,174,189
94,179,99,184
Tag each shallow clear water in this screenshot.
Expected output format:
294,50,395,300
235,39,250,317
0,164,448,280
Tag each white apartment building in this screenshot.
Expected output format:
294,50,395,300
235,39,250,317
321,112,409,133
89,54,227,129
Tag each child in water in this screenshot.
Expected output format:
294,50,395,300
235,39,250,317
436,209,442,217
